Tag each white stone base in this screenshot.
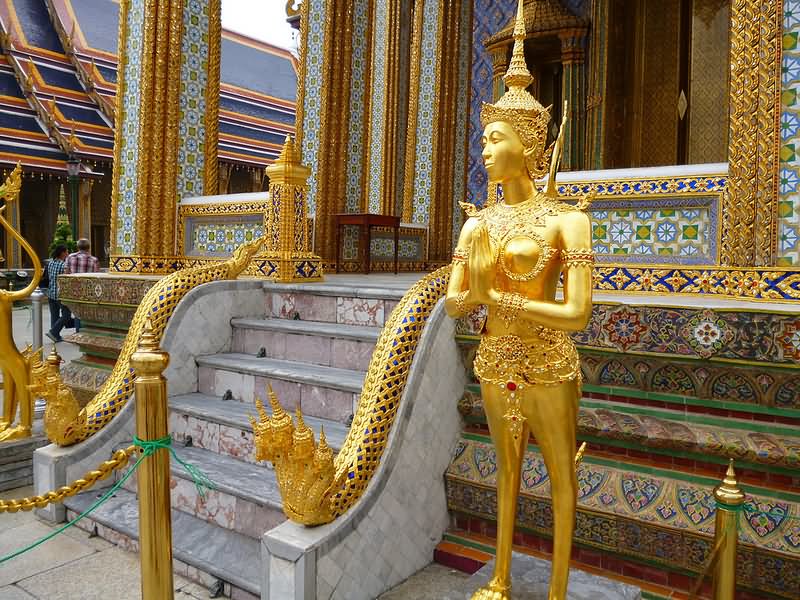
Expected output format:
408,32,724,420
262,299,465,600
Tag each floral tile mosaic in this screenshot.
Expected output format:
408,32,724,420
780,0,800,264
447,437,800,597
184,217,264,257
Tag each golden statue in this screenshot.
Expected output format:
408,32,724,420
0,164,43,442
445,2,593,598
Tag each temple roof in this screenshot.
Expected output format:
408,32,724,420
485,0,588,47
0,0,296,174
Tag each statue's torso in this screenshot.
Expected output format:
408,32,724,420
475,195,578,338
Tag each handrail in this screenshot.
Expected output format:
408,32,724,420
688,459,745,600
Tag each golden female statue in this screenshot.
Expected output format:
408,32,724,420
0,165,42,441
445,3,593,599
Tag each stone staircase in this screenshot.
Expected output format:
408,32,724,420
60,280,406,599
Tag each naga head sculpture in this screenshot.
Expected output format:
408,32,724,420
480,0,553,183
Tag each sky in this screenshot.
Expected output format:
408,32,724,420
221,1,297,52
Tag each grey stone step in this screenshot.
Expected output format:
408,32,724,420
117,440,288,538
197,353,365,393
230,318,378,370
197,353,363,422
170,392,349,453
63,488,260,596
231,317,381,342
0,433,48,491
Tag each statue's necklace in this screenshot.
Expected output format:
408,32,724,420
481,195,561,281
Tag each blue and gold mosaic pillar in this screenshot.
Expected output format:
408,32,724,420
402,0,473,262
109,0,221,273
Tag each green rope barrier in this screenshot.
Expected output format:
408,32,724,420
0,435,214,565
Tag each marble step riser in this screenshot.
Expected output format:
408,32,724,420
265,290,400,328
169,410,260,466
199,365,358,423
65,512,259,600
118,467,284,540
231,327,375,371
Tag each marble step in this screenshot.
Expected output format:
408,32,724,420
63,487,260,598
263,279,407,328
169,392,349,465
0,433,48,491
230,317,379,371
197,353,365,423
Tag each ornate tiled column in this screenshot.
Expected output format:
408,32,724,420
559,28,587,171
721,0,782,266
109,0,221,273
402,0,473,263
296,0,356,265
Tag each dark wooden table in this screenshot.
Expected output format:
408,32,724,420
334,213,401,274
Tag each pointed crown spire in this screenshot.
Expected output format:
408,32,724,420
480,0,552,177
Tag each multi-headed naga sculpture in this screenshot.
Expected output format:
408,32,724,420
444,1,594,598
250,267,451,525
44,235,265,446
0,164,44,442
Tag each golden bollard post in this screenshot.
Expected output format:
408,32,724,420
712,459,745,600
130,319,174,600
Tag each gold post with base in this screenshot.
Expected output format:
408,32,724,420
712,460,745,600
130,319,173,600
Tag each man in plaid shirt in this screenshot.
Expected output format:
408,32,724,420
45,245,71,343
65,238,99,333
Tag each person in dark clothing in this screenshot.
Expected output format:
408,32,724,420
45,245,71,343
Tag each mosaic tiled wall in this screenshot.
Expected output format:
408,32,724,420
183,216,263,257
366,1,389,214
590,197,718,264
340,226,426,262
114,0,145,255
467,0,516,208
557,173,725,264
176,0,209,198
344,0,369,213
780,1,800,265
300,0,327,215
447,437,800,598
407,0,443,225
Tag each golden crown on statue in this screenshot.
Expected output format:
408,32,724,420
249,386,337,525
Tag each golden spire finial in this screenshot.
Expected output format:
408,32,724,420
479,0,552,177
714,459,745,506
503,0,532,90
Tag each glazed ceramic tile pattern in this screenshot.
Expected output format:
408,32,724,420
451,0,474,245
589,198,716,264
340,226,426,261
447,437,800,597
184,217,264,256
300,0,327,215
176,0,209,197
344,0,369,213
114,0,145,255
366,0,389,214
456,387,800,468
467,0,516,207
408,0,442,224
780,1,800,264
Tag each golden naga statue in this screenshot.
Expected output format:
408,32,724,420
445,1,594,598
0,164,44,442
45,235,265,446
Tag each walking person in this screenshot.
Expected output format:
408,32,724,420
64,238,99,333
45,245,71,343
